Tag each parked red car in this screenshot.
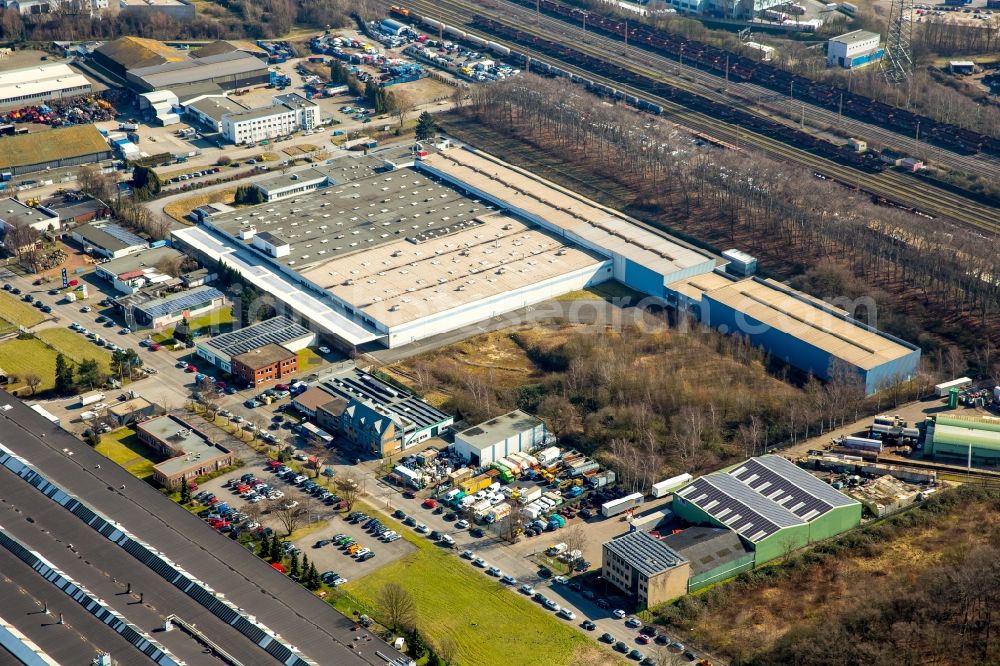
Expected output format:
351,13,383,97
275,383,290,391
149,343,161,351
422,499,438,509
186,364,197,372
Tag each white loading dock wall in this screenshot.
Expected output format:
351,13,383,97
453,410,548,466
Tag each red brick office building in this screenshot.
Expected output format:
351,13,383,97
231,343,297,386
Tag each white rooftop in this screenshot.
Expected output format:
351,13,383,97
0,63,90,102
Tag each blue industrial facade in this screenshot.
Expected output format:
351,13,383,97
623,258,668,298
701,281,921,395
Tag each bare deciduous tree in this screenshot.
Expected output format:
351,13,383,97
377,581,416,632
333,469,362,510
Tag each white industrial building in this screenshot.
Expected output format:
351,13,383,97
453,410,550,465
184,95,248,132
221,93,320,145
827,30,883,69
171,148,719,350
0,63,91,109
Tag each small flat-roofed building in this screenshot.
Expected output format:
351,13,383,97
231,342,297,386
251,167,334,202
70,220,147,259
136,414,234,488
43,193,109,226
0,63,92,110
827,30,883,69
295,386,343,419
0,198,59,234
119,0,195,21
0,124,112,176
108,395,161,426
184,95,248,132
661,526,755,592
250,230,290,258
127,285,227,330
453,409,549,465
701,277,920,394
602,530,691,608
196,315,314,372
94,246,184,294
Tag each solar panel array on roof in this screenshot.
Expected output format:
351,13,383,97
730,455,855,522
603,530,687,578
676,473,805,543
102,223,146,248
318,369,450,431
202,316,311,358
137,286,225,319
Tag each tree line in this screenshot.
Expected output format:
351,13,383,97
463,77,1000,360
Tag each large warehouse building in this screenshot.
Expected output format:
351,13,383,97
673,454,862,565
172,145,919,392
924,414,1000,467
0,394,407,666
0,124,112,176
126,51,269,93
0,62,91,109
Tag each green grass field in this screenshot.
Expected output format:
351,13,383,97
332,505,593,666
95,428,162,480
0,337,60,391
0,328,114,392
37,328,112,373
0,292,44,331
153,309,235,343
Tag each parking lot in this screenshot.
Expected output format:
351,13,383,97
294,510,416,584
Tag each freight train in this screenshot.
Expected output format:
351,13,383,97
500,0,1000,157
471,16,884,172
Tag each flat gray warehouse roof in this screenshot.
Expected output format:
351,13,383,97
458,410,544,450
129,51,266,90
207,164,489,270
0,393,407,666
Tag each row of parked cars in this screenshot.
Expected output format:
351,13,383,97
167,167,222,184
226,472,285,504
267,461,345,507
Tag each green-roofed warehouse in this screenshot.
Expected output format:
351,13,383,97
925,414,1000,466
0,125,112,176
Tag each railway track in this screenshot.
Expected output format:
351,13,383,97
392,0,1000,232
499,0,1000,183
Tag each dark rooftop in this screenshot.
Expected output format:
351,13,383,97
661,527,753,576
0,392,410,666
197,315,312,360
603,530,687,578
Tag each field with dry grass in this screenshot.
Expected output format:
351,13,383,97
658,486,1000,665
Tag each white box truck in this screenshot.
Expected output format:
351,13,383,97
601,492,644,518
651,473,693,498
79,391,105,407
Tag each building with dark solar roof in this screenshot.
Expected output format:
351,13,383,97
0,392,411,666
196,315,315,373
296,367,454,456
126,285,228,330
673,455,862,565
602,530,690,608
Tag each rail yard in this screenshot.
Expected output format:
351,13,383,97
388,0,1000,232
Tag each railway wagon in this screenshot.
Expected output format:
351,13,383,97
504,0,995,156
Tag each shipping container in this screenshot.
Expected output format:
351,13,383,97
838,436,883,454
601,492,644,517
486,502,511,524
651,473,693,498
517,486,543,504
588,470,616,488
934,377,972,396
459,473,492,494
394,465,423,488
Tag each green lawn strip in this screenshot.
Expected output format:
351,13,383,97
0,292,44,328
332,503,591,666
96,428,163,481
153,309,235,344
0,337,58,391
36,328,113,373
